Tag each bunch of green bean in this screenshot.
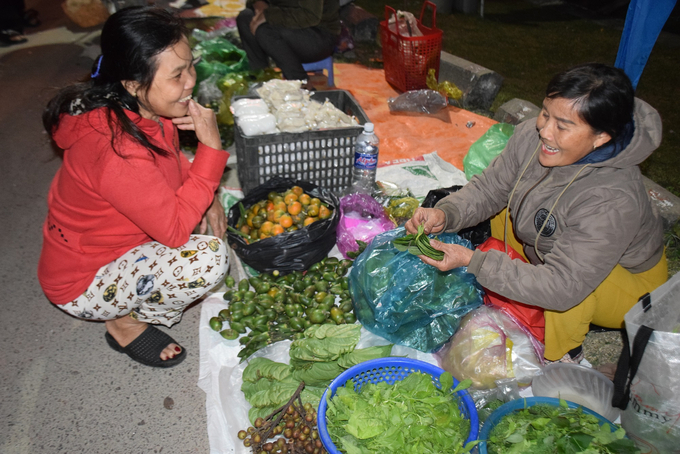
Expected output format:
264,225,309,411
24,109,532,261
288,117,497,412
393,225,445,261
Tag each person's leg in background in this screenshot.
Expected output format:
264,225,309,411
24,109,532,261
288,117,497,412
236,8,271,71
256,26,335,80
236,8,336,81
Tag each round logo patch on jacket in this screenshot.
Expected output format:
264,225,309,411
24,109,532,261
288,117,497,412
534,208,556,237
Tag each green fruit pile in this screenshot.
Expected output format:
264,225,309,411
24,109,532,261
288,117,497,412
209,257,356,361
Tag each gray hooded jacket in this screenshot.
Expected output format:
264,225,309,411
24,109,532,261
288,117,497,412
436,99,664,311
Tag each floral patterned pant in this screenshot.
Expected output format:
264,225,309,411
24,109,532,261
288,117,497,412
57,235,228,327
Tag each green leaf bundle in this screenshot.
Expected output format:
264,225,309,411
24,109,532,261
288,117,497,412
241,325,393,425
393,224,445,261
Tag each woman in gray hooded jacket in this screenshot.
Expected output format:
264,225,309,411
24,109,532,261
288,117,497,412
406,63,667,363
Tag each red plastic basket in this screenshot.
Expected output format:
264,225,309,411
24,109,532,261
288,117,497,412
380,1,443,92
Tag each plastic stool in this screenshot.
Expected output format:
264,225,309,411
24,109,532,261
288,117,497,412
302,56,334,87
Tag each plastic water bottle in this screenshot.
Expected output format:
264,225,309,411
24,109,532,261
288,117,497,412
350,122,379,194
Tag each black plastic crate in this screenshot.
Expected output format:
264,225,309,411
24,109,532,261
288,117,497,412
233,90,369,195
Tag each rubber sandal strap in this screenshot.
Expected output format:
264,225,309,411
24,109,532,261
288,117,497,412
106,325,187,368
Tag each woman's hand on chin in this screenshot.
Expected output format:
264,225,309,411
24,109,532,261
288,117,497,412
172,99,222,150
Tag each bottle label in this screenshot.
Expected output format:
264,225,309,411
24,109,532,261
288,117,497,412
354,151,378,170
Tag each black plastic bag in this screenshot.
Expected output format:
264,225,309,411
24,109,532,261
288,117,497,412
227,177,340,273
421,185,491,249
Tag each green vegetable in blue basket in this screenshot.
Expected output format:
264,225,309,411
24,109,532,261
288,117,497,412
487,400,639,454
325,372,478,454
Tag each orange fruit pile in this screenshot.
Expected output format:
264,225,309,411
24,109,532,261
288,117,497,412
236,186,333,243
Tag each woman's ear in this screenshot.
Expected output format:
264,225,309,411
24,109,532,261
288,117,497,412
593,131,612,149
121,80,141,97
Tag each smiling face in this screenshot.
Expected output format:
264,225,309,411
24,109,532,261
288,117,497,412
535,97,612,167
124,37,196,121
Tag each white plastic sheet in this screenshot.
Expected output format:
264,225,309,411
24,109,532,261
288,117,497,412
198,292,438,454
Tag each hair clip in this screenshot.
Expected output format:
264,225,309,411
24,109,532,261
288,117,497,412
91,55,103,78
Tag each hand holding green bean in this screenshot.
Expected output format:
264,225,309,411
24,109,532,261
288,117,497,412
395,224,475,271
394,224,445,260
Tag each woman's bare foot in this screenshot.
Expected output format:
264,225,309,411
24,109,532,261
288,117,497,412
105,316,181,361
0,30,28,47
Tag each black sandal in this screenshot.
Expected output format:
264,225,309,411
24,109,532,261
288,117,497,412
0,30,28,47
105,325,187,368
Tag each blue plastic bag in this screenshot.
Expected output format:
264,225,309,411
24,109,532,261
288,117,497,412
349,227,484,352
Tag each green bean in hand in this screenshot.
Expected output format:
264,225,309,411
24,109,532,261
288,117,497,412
394,224,445,260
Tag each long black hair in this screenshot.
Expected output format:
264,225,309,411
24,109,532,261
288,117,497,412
43,7,187,157
546,63,634,141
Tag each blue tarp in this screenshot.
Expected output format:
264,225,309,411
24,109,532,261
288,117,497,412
615,0,677,89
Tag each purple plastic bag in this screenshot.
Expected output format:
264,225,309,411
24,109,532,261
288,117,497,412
337,193,395,259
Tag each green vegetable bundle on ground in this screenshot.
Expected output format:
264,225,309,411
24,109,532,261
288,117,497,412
487,400,639,454
325,371,477,454
241,324,393,424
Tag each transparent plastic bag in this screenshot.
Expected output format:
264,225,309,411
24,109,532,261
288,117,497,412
336,193,395,259
435,305,543,390
426,69,463,102
387,89,448,115
463,123,515,181
613,275,680,452
195,73,224,106
348,227,483,352
385,197,420,226
387,10,423,37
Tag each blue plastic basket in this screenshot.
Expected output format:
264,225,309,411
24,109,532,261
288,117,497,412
317,357,479,453
477,397,618,454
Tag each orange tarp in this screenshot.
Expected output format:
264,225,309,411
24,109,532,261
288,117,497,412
332,63,496,171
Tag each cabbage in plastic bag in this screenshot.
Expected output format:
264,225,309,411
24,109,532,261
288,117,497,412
348,227,483,352
435,305,543,389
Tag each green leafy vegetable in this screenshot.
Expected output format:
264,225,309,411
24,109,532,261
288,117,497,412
393,224,445,261
326,371,476,454
346,240,368,259
337,345,394,369
248,381,302,408
242,357,292,383
241,324,392,425
289,324,362,363
292,361,344,387
487,401,640,454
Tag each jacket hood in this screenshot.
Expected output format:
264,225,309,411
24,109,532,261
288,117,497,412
52,108,161,151
586,98,661,169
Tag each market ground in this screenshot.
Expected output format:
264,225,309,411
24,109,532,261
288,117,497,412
0,1,663,453
0,2,221,453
